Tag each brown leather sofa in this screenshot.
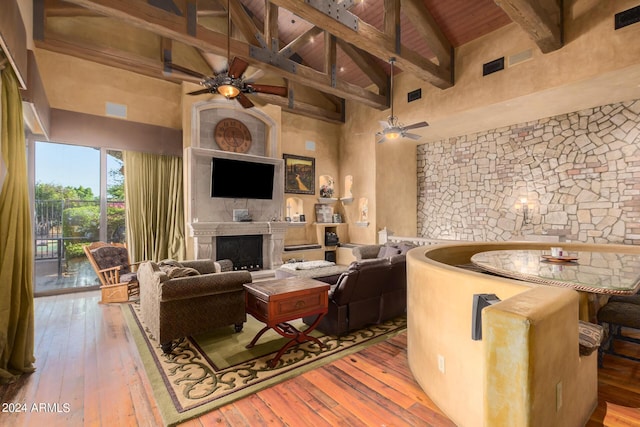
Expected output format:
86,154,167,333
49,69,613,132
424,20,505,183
303,257,405,335
138,259,251,353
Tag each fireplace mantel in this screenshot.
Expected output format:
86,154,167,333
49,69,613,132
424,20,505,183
188,221,287,269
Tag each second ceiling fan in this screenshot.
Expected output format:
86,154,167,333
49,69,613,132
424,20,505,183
165,0,287,108
376,58,429,143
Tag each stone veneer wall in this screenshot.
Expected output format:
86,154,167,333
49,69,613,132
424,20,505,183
417,99,640,244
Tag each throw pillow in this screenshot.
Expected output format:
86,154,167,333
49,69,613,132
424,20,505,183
397,242,417,255
160,265,200,279
159,259,184,268
578,320,603,356
377,245,401,258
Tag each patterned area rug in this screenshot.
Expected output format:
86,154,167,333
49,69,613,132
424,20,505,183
122,303,407,426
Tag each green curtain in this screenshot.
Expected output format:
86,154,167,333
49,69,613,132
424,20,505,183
123,151,186,262
0,65,36,383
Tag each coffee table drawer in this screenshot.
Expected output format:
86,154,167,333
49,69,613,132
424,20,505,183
276,292,325,318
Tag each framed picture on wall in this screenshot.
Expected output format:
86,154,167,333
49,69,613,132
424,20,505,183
284,154,315,195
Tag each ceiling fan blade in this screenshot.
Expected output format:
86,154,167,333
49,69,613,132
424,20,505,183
376,135,387,144
403,121,429,130
236,92,255,108
248,84,288,97
164,63,208,80
202,52,228,74
187,88,212,96
379,120,391,129
228,57,249,79
404,132,422,140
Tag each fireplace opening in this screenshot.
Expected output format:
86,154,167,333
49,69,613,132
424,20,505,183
216,235,263,271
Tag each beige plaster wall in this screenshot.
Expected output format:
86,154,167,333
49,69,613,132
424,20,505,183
34,49,182,129
376,136,417,237
341,98,378,244
280,111,341,246
406,241,630,426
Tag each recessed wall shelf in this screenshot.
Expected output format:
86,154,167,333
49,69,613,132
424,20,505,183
317,197,338,204
355,221,369,227
340,197,354,204
286,221,307,227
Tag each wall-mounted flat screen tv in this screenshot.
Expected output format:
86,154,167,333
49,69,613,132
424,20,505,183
211,157,275,199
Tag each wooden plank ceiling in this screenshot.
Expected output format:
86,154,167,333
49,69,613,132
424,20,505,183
35,0,561,123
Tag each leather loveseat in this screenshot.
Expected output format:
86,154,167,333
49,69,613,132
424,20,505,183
302,256,406,335
137,259,251,353
353,242,415,322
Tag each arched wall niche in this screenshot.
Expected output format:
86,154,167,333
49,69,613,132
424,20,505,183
191,100,279,158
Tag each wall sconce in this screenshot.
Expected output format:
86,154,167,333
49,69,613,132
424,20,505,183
515,197,533,224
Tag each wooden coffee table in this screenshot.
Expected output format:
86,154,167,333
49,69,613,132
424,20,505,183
244,277,330,367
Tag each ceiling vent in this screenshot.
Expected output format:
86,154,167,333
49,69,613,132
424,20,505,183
483,57,505,76
408,89,422,103
508,49,533,67
105,102,127,119
615,5,640,30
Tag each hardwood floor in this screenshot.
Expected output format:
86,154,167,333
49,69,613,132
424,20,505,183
1,291,639,426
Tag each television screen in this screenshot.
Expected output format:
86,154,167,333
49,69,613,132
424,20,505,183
211,157,275,199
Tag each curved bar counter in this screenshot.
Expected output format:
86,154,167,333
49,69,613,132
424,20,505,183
406,241,640,427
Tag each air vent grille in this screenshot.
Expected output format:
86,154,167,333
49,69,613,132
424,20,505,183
615,5,640,30
508,49,533,67
483,57,505,76
408,89,422,103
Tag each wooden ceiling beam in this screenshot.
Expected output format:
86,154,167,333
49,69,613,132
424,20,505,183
279,26,323,58
264,1,278,49
44,0,105,17
60,0,387,109
336,39,387,92
227,0,262,47
383,0,400,41
256,92,343,124
494,0,562,53
401,0,452,68
268,0,452,89
35,31,178,82
37,31,341,122
324,32,336,77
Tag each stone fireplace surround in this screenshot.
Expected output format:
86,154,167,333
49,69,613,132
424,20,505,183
185,102,285,270
189,221,287,270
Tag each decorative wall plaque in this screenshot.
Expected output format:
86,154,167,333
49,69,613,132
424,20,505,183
214,118,253,153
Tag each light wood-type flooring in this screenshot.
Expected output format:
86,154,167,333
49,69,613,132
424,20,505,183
1,291,639,426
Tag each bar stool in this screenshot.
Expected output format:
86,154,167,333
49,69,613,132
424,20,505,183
597,298,640,366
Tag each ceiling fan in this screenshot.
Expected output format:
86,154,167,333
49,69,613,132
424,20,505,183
376,58,429,143
164,0,287,109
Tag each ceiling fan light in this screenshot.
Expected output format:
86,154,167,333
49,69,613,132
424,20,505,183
386,130,401,140
218,83,240,99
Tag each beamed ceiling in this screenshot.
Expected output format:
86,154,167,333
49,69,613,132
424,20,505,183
34,0,562,123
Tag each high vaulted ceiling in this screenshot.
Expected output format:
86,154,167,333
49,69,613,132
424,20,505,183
35,0,562,123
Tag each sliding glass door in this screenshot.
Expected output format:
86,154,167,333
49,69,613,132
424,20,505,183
33,142,126,296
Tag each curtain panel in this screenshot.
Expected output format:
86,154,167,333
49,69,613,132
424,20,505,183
0,64,36,383
123,151,186,262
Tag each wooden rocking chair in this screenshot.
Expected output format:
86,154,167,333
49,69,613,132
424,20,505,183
83,241,140,303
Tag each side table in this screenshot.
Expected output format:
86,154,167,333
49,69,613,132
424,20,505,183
244,277,329,367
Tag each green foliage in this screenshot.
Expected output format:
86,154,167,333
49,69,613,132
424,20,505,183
36,180,127,258
107,205,126,243
65,242,88,259
35,182,96,201
63,205,100,239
